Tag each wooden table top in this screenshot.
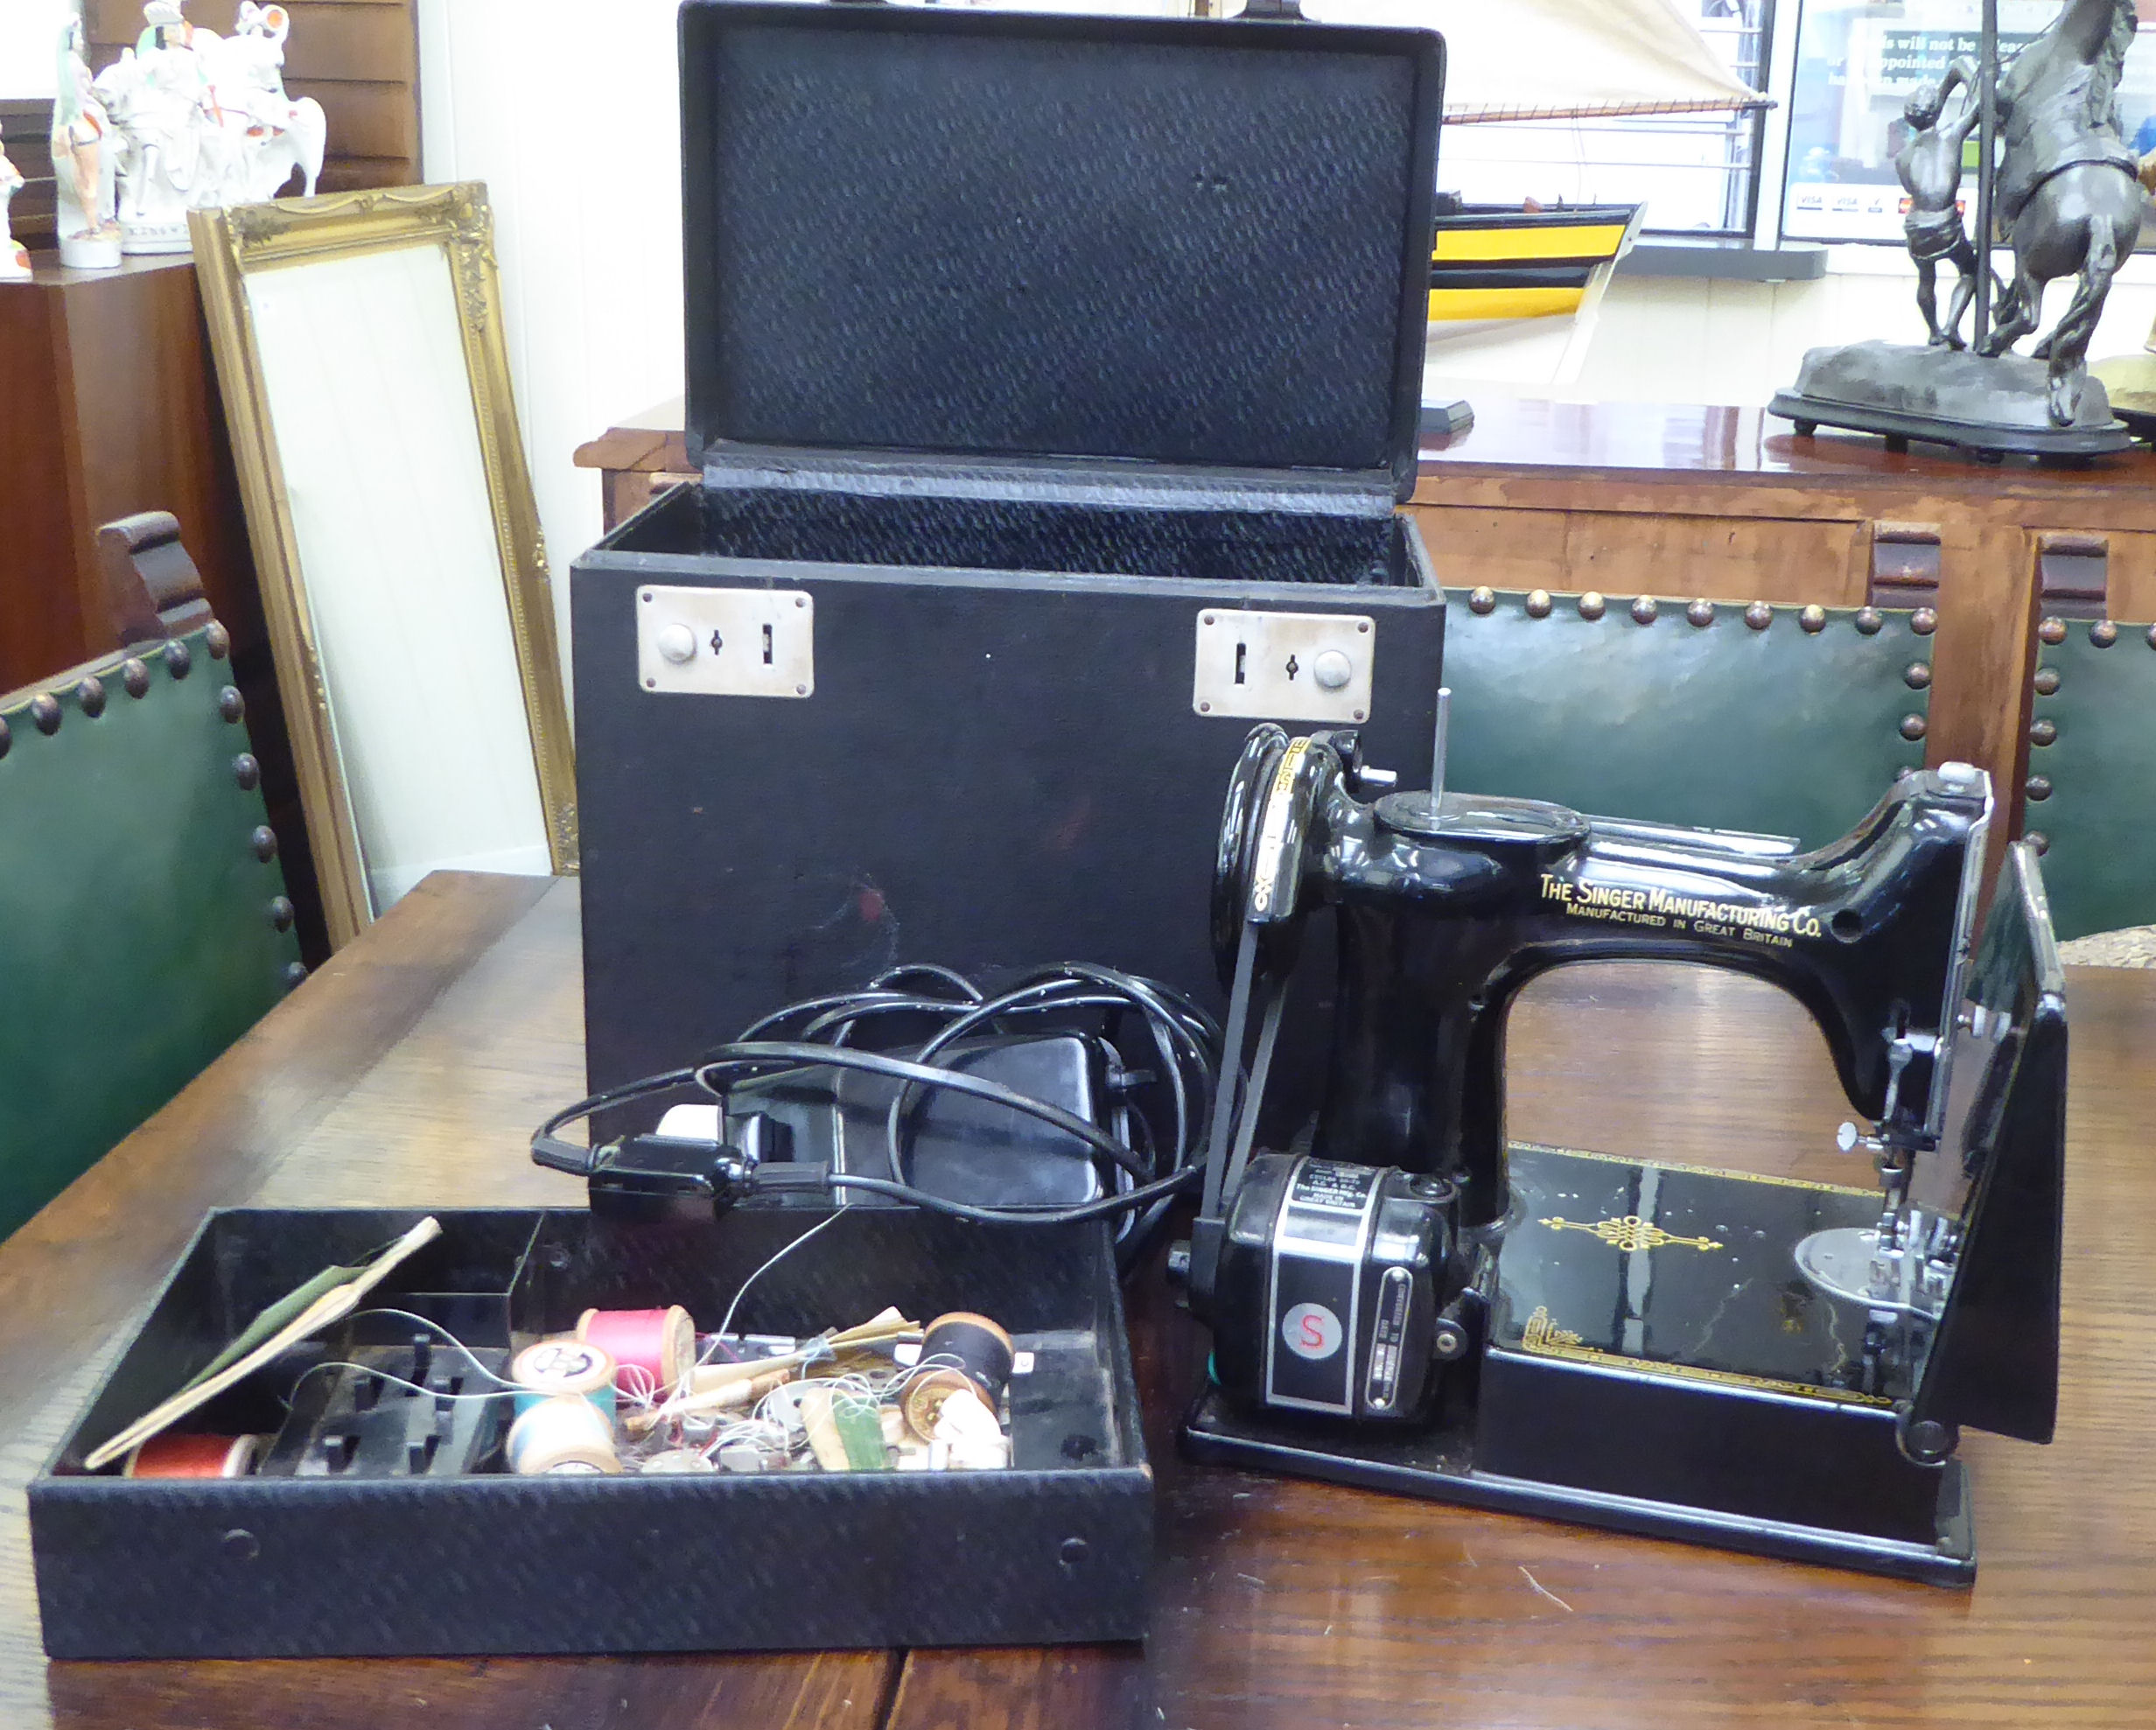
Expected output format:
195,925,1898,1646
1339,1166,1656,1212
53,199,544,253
9,872,2153,1728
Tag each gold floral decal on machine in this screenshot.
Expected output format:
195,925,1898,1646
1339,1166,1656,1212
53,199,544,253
1538,1215,1725,1253
1522,1307,1583,1350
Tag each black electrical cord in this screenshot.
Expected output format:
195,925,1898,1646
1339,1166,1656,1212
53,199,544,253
530,965,1222,1246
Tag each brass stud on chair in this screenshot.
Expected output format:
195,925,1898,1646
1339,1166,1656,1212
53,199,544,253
76,676,106,718
268,895,295,933
122,658,150,699
30,694,61,736
2030,718,2057,746
0,716,10,760
1525,589,1552,619
1744,601,1772,630
164,640,192,678
1910,606,1938,636
2147,624,2156,650
2090,620,2118,648
1899,713,1928,741
2038,616,2067,645
206,621,231,660
1685,599,1714,627
2033,666,2061,695
1630,595,1658,625
1904,662,1932,690
233,753,261,791
284,962,308,991
1467,586,1496,615
2026,830,2050,856
1854,606,1884,635
218,686,245,724
1578,591,1606,620
249,824,279,862
1799,604,1827,634
2026,774,2053,802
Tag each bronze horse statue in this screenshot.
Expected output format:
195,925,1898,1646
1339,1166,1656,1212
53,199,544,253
1978,0,2145,424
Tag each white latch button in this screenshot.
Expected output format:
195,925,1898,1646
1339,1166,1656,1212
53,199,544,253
1312,648,1353,691
656,623,697,664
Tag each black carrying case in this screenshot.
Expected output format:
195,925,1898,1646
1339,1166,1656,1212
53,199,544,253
32,1207,1149,1656
574,0,1448,1105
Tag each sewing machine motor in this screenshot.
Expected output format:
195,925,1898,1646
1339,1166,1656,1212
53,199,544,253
1178,719,2067,1586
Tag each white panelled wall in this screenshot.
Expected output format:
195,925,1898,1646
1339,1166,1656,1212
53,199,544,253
416,0,686,688
417,0,2156,655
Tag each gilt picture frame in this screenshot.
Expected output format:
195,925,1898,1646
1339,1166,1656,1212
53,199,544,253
192,182,577,949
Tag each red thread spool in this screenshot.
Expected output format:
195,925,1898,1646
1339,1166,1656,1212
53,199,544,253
574,1306,695,1396
124,1432,262,1479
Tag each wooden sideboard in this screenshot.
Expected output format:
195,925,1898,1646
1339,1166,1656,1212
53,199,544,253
574,393,2156,875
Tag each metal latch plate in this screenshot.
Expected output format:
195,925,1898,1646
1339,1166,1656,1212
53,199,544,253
1194,609,1375,723
637,586,814,698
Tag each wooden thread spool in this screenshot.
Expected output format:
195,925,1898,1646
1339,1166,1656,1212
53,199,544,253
506,1394,620,1475
124,1432,263,1479
575,1306,696,1397
901,1312,1014,1442
510,1338,618,1419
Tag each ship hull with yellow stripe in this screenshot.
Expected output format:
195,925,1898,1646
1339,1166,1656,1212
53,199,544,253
1429,203,1645,324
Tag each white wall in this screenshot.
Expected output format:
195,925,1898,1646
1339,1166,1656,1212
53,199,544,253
1428,248,2156,405
418,0,2156,630
416,0,686,680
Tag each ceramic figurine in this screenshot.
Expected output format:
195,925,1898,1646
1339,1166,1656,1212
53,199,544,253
218,4,326,204
91,1,326,258
50,7,122,270
0,143,31,279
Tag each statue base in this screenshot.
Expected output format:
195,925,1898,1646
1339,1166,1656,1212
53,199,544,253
1769,340,2132,461
56,229,122,270
119,217,192,257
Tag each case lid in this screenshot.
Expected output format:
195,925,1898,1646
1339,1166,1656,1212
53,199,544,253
681,2,1444,501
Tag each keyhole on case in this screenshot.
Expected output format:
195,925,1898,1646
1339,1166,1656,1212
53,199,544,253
1234,642,1247,685
762,624,774,665
1284,655,1300,682
710,630,724,656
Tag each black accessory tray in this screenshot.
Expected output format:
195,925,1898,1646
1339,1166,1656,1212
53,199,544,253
33,1206,1148,1658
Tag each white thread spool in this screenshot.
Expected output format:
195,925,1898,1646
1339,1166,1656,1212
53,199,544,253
506,1394,620,1475
510,1338,618,1420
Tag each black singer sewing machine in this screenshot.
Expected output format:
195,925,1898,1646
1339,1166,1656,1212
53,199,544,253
1176,717,2067,1586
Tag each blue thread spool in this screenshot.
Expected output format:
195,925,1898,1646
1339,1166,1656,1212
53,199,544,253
510,1338,618,1420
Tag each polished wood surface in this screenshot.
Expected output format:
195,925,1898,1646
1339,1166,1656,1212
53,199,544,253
9,872,2151,1727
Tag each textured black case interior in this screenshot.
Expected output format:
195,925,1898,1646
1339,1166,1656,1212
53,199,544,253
34,1206,1151,1658
684,482,1418,585
679,1,1444,488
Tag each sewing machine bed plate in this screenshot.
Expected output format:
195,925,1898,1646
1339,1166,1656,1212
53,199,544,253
1184,1144,1974,1586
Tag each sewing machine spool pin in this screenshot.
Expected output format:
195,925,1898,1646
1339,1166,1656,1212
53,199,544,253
1178,720,2068,1586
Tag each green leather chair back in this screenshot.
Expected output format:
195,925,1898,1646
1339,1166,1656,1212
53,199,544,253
2023,615,2156,942
0,622,302,1239
1439,589,1935,848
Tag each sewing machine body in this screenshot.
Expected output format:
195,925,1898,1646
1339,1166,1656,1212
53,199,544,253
1183,725,2067,1586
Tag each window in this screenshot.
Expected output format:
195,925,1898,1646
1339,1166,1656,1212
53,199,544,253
1781,0,2156,245
1436,0,1774,238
